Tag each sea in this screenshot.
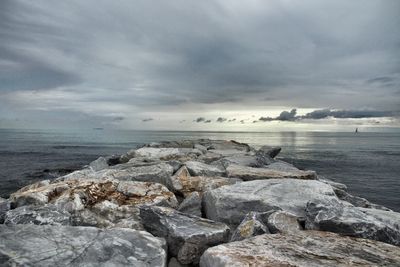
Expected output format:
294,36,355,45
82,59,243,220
0,128,399,211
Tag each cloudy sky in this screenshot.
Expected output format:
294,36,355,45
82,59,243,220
1,0,399,131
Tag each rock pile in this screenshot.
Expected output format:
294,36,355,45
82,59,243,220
1,139,399,266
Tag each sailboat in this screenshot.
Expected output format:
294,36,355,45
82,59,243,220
355,128,358,133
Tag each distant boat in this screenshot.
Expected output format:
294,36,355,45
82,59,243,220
355,128,358,133
93,127,104,130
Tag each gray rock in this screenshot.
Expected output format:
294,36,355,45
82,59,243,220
0,197,10,224
185,161,226,177
305,199,400,246
203,179,337,226
89,156,108,171
197,151,223,164
266,210,302,234
178,192,202,217
257,145,281,158
168,257,190,267
334,187,391,210
213,154,273,168
226,164,317,181
265,160,300,172
140,205,230,265
134,147,203,160
169,166,241,196
0,224,167,267
200,230,400,267
4,204,71,226
319,178,348,191
230,212,269,241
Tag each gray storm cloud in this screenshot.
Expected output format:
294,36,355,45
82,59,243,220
0,0,399,129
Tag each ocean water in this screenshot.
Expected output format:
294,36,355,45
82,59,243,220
0,129,399,211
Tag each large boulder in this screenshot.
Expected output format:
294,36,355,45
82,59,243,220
256,145,281,158
200,231,400,267
0,224,167,267
213,154,274,168
169,166,241,196
203,179,337,226
333,187,391,210
140,205,230,265
184,161,226,177
88,156,109,171
226,164,317,181
305,199,400,246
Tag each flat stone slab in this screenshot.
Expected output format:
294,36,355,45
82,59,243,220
226,164,317,181
185,161,226,177
200,231,400,267
140,205,230,265
203,179,337,225
0,224,167,267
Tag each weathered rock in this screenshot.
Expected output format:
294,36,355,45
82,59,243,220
319,178,348,191
230,212,269,241
178,192,202,217
168,257,190,267
170,166,241,196
185,161,226,177
0,224,167,267
134,147,203,160
89,156,108,171
334,187,391,210
200,230,400,267
4,204,71,226
197,151,223,164
70,200,143,229
201,140,251,153
257,145,281,158
0,197,10,224
266,210,302,234
204,179,337,226
140,205,230,265
305,199,400,246
265,160,300,172
226,164,317,181
99,163,175,187
213,154,273,168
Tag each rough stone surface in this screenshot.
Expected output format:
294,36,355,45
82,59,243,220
178,192,202,217
204,179,337,226
0,224,167,267
168,257,190,267
140,205,230,265
230,212,269,241
226,164,317,181
266,210,302,234
4,204,71,226
170,166,241,196
334,187,391,210
200,231,400,267
264,161,301,172
213,154,273,168
185,161,226,177
319,178,348,191
305,199,400,246
257,145,281,158
0,197,10,224
134,147,203,160
89,156,109,171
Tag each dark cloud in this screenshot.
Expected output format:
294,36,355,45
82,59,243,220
240,120,245,124
195,117,206,123
112,116,125,121
205,120,211,123
276,109,297,121
216,117,227,123
142,118,153,122
228,118,236,122
302,109,397,119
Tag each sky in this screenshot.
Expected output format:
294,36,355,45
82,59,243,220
0,0,399,131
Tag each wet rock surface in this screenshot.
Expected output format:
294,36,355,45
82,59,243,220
0,224,167,267
2,138,400,266
200,231,400,267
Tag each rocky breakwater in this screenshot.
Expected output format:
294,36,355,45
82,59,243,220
0,139,399,267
